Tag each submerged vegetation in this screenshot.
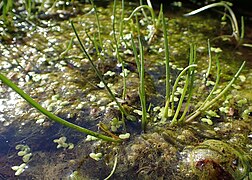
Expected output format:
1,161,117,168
0,0,252,179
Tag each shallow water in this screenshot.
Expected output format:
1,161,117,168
0,1,252,179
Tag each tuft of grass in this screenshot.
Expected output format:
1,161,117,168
177,44,197,124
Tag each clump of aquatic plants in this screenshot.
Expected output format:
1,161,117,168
0,0,246,143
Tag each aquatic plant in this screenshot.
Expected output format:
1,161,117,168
119,1,245,127
0,1,251,179
112,0,128,101
170,48,197,125
130,19,148,130
163,48,245,125
162,7,171,120
53,136,74,149
184,1,244,46
158,3,245,125
159,8,198,123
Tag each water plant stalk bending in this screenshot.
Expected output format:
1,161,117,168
196,56,221,112
184,1,244,45
171,45,197,125
124,2,163,44
169,64,197,118
104,154,118,180
0,73,121,142
178,45,197,124
124,5,156,27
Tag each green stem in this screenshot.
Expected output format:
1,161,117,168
171,44,197,125
238,16,244,46
90,0,103,49
196,56,220,113
162,7,171,120
124,5,156,28
171,65,192,125
112,0,127,100
139,36,147,131
131,16,147,130
170,64,197,114
0,73,120,142
178,45,197,124
205,39,212,80
184,2,239,42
